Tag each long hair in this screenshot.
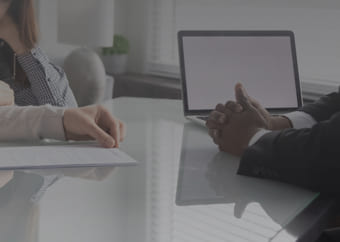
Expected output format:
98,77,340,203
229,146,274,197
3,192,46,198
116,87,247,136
7,0,38,85
8,0,38,49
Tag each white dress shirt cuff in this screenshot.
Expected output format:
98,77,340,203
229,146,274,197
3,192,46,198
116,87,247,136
283,111,317,129
248,111,317,147
248,129,271,146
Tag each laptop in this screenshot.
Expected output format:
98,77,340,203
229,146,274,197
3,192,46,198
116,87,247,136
178,30,303,126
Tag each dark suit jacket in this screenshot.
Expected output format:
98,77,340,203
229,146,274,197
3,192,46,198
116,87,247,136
238,91,340,193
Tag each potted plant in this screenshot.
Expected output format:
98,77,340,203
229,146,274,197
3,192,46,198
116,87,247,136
101,34,130,75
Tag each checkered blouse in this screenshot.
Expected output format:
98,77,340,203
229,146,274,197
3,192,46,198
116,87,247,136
10,47,78,201
12,47,77,107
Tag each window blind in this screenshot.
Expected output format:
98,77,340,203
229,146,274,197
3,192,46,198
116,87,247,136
147,0,340,91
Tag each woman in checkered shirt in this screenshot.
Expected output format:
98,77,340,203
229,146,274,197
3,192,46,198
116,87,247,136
0,0,77,108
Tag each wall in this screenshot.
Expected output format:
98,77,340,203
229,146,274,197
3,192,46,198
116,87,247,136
36,0,129,65
178,0,340,83
124,0,149,73
36,0,340,78
122,0,340,77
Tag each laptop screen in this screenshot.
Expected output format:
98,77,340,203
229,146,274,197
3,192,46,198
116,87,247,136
179,31,301,113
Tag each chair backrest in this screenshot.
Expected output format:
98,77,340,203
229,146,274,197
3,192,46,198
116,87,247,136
63,48,107,106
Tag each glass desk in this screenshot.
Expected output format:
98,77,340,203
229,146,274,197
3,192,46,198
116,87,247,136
0,98,321,242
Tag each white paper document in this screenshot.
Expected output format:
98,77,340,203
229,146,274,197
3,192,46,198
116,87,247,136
0,143,138,170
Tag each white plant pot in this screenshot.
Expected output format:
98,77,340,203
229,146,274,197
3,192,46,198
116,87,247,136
102,54,128,75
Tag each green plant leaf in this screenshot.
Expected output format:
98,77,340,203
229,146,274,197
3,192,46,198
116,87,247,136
101,34,130,55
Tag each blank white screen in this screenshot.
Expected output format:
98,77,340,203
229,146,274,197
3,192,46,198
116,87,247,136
183,36,299,110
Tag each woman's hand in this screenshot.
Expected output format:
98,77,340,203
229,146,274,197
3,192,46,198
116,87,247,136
0,15,28,55
0,81,14,106
63,105,126,148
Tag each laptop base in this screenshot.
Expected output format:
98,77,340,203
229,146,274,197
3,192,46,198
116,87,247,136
186,116,207,127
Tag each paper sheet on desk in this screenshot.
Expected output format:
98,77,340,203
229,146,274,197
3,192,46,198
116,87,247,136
0,144,138,170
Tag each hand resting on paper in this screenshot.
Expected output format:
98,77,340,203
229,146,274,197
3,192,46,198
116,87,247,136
63,105,126,148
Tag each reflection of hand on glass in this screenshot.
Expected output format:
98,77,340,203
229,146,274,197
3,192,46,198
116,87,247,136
26,167,115,205
205,152,307,227
205,152,248,218
29,167,115,183
41,167,115,181
62,167,115,181
206,153,234,195
0,170,13,188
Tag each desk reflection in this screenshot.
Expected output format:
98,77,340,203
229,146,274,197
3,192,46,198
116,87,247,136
175,123,317,241
0,167,115,242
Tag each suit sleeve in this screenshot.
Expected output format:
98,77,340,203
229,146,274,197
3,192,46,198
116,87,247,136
0,105,66,141
238,105,340,193
301,91,340,122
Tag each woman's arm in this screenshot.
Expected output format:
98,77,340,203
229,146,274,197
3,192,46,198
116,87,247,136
0,104,125,148
0,105,65,141
17,47,78,108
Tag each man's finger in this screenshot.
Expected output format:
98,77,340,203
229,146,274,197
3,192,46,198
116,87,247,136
207,128,222,146
235,83,253,110
206,120,224,130
208,128,217,139
215,103,226,113
224,109,232,124
225,101,243,113
208,129,219,139
247,96,271,120
213,134,222,146
208,110,226,124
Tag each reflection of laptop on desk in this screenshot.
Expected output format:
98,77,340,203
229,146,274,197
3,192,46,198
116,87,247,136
178,30,303,126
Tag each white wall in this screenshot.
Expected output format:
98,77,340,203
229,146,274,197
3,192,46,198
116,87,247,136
36,0,340,78
37,0,129,66
124,0,149,73
114,0,128,36
123,0,340,77
174,2,340,82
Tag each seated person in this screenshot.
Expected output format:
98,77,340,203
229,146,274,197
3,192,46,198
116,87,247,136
206,83,340,193
0,82,123,241
207,82,340,242
0,0,77,107
0,82,121,240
